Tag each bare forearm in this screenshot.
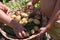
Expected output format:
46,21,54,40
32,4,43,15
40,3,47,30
0,2,4,6
0,2,9,12
46,0,60,29
0,11,12,28
0,10,18,28
0,2,4,9
46,11,60,29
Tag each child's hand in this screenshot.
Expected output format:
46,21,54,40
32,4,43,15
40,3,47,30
13,24,27,38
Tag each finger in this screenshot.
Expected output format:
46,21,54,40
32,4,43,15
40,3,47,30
22,31,27,37
37,33,41,37
38,29,41,32
26,33,40,40
35,29,42,37
37,31,44,37
13,30,21,38
13,29,23,38
7,9,11,13
19,32,23,38
19,25,26,31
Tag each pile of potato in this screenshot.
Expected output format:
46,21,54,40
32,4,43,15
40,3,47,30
11,12,28,25
7,7,41,37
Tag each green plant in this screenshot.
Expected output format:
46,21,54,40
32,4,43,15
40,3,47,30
5,0,30,10
20,0,30,6
3,0,7,3
5,0,40,10
6,2,20,10
34,1,40,8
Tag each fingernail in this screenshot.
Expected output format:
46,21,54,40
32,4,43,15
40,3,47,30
22,31,26,37
19,33,23,38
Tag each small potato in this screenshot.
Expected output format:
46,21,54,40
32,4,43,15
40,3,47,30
31,29,35,35
34,26,39,31
22,18,28,20
20,13,28,18
34,15,40,19
10,15,16,19
26,32,30,37
23,21,28,24
28,18,33,22
22,18,28,25
22,21,28,26
24,21,28,24
15,11,20,16
19,20,24,24
33,19,40,25
22,18,27,22
15,15,21,22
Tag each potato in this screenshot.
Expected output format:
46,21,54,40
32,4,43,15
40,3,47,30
19,18,28,25
34,15,40,19
10,15,16,19
23,21,28,26
15,11,20,16
34,26,39,31
31,29,35,34
15,15,21,22
22,18,28,22
33,19,40,25
26,32,30,37
24,21,28,24
22,18,28,25
22,18,28,20
20,13,28,18
28,18,33,22
19,20,24,24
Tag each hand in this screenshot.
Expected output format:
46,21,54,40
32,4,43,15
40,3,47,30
3,5,11,14
26,2,33,9
25,27,48,40
38,27,48,36
13,23,27,38
0,2,11,14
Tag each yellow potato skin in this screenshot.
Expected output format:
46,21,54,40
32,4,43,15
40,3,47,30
15,15,21,22
19,20,24,24
31,29,35,35
11,15,16,19
20,13,28,18
33,19,40,25
26,32,30,37
34,26,39,31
